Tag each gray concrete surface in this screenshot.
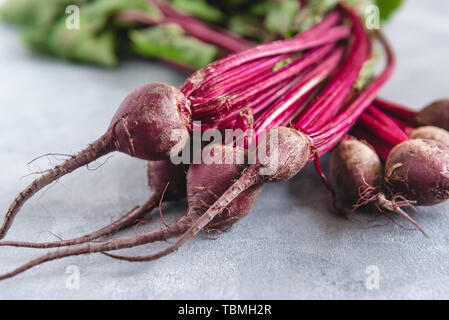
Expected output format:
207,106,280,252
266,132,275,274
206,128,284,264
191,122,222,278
0,0,448,299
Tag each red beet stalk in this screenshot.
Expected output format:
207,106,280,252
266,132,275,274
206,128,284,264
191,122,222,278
181,12,347,98
295,6,372,131
178,11,350,130
307,32,395,156
351,106,408,161
360,106,409,146
373,98,417,126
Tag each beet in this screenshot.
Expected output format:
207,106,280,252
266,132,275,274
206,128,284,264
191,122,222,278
409,126,449,147
110,83,191,160
416,99,449,131
255,128,311,183
330,139,383,204
185,145,263,231
0,83,191,239
146,160,187,201
385,139,449,206
330,139,425,233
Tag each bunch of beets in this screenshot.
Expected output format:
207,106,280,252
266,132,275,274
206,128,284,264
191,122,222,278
0,4,448,281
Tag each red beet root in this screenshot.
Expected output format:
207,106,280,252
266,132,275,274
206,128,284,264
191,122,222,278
255,127,311,182
0,83,191,239
409,126,449,147
110,83,191,160
330,139,425,234
146,160,187,201
330,139,383,204
185,145,263,231
385,139,449,206
0,127,303,279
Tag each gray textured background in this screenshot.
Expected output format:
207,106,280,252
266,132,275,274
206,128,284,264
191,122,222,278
0,1,448,300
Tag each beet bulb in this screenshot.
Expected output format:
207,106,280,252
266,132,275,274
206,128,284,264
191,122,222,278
330,139,426,234
409,126,449,147
416,99,449,131
385,139,449,206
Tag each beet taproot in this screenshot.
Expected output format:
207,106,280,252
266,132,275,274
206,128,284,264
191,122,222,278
0,144,263,280
0,160,187,249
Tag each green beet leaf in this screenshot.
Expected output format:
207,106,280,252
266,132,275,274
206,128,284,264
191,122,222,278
169,0,224,23
375,0,404,21
21,0,161,67
130,24,218,69
265,0,299,36
0,0,88,26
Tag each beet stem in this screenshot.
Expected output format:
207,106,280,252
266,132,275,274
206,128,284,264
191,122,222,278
359,111,407,146
254,48,344,137
373,98,417,126
190,43,344,120
295,5,371,131
312,32,396,155
212,78,295,129
117,4,251,54
350,125,394,161
234,45,335,105
353,104,411,159
182,25,350,97
366,105,406,133
150,0,253,52
190,55,283,103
